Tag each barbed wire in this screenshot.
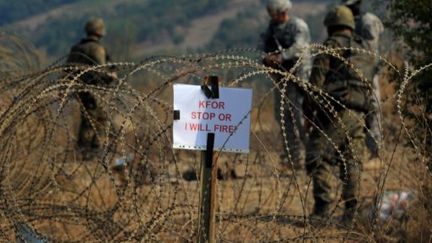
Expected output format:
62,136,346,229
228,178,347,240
0,35,430,242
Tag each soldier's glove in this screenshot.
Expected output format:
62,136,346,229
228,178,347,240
263,53,283,68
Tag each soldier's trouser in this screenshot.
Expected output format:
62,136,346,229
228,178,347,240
305,110,366,217
274,82,305,164
77,106,107,151
365,75,382,156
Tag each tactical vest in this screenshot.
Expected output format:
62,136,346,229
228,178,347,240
66,37,111,84
67,38,104,66
263,18,303,71
324,33,375,113
264,34,296,71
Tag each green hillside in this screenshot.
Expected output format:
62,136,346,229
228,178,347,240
2,0,333,61
0,0,79,25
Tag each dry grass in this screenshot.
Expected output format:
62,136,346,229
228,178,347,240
0,35,431,242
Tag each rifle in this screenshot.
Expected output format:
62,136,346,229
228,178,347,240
273,34,284,53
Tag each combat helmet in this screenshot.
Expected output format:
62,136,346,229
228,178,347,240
342,0,361,6
267,0,292,14
324,5,355,30
85,18,106,37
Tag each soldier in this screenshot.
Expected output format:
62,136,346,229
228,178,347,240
343,0,384,160
304,5,374,222
260,0,311,168
66,18,114,159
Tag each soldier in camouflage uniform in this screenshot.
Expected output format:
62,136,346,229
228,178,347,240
260,0,311,168
66,18,114,159
304,5,374,222
343,0,384,159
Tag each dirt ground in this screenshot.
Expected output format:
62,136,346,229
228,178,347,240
1,52,430,242
1,96,425,242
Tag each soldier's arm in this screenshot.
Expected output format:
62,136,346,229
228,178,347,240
303,40,337,118
309,57,329,87
281,19,311,60
91,45,107,65
260,27,283,68
91,46,118,84
106,53,118,73
259,28,273,53
302,53,330,119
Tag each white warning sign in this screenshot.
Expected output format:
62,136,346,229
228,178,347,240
173,84,252,153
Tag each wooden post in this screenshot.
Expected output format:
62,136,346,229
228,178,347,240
197,76,219,243
198,133,217,243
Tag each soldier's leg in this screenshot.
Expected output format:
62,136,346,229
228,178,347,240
339,111,366,221
287,83,306,151
311,164,334,217
305,128,333,216
92,107,108,149
77,92,98,149
274,85,285,159
77,113,95,150
339,157,362,221
277,84,303,166
274,84,292,165
365,75,382,158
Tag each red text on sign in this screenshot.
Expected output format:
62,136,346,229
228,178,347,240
191,111,216,120
186,123,212,132
218,113,231,121
184,123,238,134
214,124,237,133
199,100,225,109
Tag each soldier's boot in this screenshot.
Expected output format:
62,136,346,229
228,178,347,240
90,132,102,151
77,127,90,148
340,157,361,225
312,198,331,217
309,199,332,226
340,199,358,225
78,129,98,160
310,198,331,218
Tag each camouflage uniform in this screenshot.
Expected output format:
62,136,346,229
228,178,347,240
344,0,384,158
304,6,374,220
66,19,112,156
355,12,384,158
260,14,311,166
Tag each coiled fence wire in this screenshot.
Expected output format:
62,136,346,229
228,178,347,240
0,34,431,242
